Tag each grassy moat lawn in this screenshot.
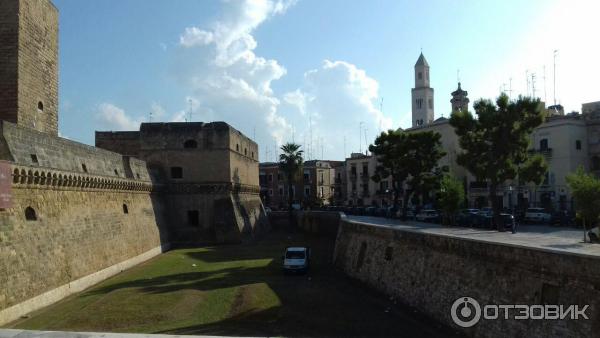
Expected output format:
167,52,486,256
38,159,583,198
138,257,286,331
9,230,462,337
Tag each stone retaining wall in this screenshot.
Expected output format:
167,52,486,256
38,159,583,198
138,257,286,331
333,219,600,337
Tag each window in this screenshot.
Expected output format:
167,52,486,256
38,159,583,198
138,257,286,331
304,171,310,181
136,173,140,179
320,186,324,197
576,140,582,150
428,99,433,109
540,138,548,150
30,154,38,164
184,140,198,149
251,151,254,159
25,206,37,221
304,186,310,197
81,163,88,173
268,189,273,196
122,204,129,214
277,173,282,181
37,101,44,112
236,144,240,152
278,186,284,195
244,148,247,156
187,210,199,226
114,169,119,176
418,72,422,80
268,174,273,182
171,167,183,179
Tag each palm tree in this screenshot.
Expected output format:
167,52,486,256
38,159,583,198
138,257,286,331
279,143,303,214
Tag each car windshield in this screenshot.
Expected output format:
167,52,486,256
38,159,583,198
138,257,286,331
285,251,305,259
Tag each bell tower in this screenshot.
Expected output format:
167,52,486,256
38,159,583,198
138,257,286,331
0,0,59,135
411,53,434,127
451,82,469,112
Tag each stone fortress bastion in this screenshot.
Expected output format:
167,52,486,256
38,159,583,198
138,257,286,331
0,0,267,325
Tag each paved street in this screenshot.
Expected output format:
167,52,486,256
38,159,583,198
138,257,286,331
346,216,600,258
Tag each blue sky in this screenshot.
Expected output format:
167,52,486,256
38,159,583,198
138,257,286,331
53,0,600,161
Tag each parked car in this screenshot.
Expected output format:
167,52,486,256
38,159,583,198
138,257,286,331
365,206,377,216
472,212,493,228
524,207,552,223
385,206,399,218
375,207,388,217
415,209,440,223
550,210,573,226
282,246,310,274
264,206,272,213
456,209,480,227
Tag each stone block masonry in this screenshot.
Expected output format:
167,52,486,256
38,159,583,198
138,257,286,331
0,121,168,325
0,0,59,135
334,219,600,337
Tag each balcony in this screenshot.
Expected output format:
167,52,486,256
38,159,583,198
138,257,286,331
528,148,553,157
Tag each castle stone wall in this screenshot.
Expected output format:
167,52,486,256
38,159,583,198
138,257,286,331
0,0,19,124
1,121,148,180
334,220,600,337
0,122,168,324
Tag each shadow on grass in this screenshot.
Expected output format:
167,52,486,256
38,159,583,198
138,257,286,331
72,230,463,337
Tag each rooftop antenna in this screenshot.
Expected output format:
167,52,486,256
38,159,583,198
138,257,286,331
379,98,384,133
321,137,324,160
309,112,313,160
553,49,558,106
188,99,193,122
343,135,347,159
149,110,153,123
457,69,460,83
359,122,365,153
364,128,368,156
525,70,529,97
531,73,537,99
543,65,548,104
253,126,256,140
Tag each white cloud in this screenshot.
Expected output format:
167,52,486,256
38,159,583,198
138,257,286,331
174,0,294,147
284,60,392,160
172,0,392,160
94,103,140,131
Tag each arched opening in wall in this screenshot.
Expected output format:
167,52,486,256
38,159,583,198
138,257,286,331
244,148,247,156
236,144,240,152
355,242,367,271
25,207,37,221
184,140,198,149
251,151,254,159
38,101,44,112
123,204,129,214
114,169,119,176
81,163,88,173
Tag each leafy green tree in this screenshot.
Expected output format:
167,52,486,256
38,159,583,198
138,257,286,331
450,94,547,231
566,167,600,243
404,131,447,215
278,143,303,214
369,130,445,218
369,130,411,211
438,175,465,225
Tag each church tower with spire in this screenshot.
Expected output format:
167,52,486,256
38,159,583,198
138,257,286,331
411,53,434,127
